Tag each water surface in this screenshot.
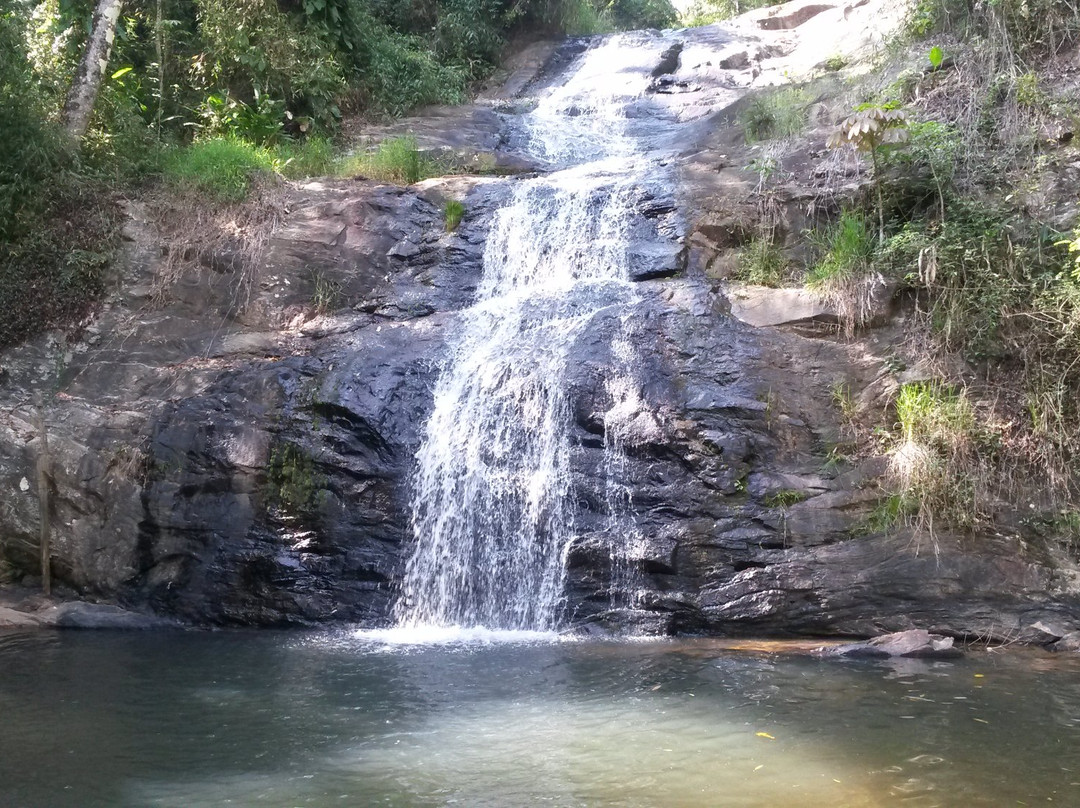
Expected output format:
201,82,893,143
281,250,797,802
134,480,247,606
2,631,1079,806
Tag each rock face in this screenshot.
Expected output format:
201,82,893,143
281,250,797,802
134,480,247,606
2,0,1079,638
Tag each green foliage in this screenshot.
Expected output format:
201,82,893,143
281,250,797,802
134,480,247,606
345,136,440,184
681,0,781,27
823,54,848,72
735,236,788,286
880,198,1024,358
806,212,880,335
163,137,276,201
861,492,914,534
928,45,944,68
599,0,678,29
0,6,71,243
741,87,812,143
906,0,1080,61
444,199,466,231
0,4,121,348
896,380,977,446
266,442,326,517
195,0,346,132
349,22,469,116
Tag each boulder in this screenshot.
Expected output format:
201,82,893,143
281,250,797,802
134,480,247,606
1018,620,1068,645
725,284,836,327
823,629,962,659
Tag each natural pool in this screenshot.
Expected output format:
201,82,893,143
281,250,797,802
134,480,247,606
1,630,1078,807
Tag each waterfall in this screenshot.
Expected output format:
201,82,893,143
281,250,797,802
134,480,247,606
395,34,674,632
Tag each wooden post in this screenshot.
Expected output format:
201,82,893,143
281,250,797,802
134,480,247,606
35,407,51,596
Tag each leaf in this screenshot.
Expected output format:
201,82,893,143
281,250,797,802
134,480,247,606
756,732,776,740
111,66,134,80
929,46,944,69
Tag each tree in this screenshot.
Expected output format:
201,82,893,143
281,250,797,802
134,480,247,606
827,105,909,241
63,0,123,139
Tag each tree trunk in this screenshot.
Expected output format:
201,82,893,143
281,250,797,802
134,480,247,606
63,0,124,139
35,408,52,596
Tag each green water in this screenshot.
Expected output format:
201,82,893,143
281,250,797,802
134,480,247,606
1,630,1078,807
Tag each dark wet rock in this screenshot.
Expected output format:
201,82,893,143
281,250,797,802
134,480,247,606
717,51,751,70
628,242,687,281
651,42,684,77
821,629,962,659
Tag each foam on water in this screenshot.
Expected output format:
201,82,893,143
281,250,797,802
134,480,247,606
353,625,568,647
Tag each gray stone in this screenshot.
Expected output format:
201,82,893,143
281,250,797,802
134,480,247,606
725,284,835,327
826,630,962,659
1018,620,1068,645
1051,632,1080,653
0,606,41,628
37,602,175,630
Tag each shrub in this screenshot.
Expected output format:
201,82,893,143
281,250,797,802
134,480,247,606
311,270,343,314
0,5,121,348
348,23,469,116
906,0,1080,61
266,442,325,517
601,0,679,30
274,136,337,179
681,0,782,27
195,0,346,132
883,381,989,538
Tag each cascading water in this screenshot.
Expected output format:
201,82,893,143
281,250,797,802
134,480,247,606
394,34,675,633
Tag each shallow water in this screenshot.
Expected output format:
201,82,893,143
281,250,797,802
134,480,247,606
1,632,1079,807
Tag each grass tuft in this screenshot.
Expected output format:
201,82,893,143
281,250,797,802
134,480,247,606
444,199,466,231
735,236,788,286
881,381,989,540
806,211,882,335
741,87,813,143
343,136,440,185
163,137,275,202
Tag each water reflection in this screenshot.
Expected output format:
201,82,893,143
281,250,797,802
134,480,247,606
0,633,1078,807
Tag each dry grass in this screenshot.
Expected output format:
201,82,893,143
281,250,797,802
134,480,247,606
146,177,287,312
